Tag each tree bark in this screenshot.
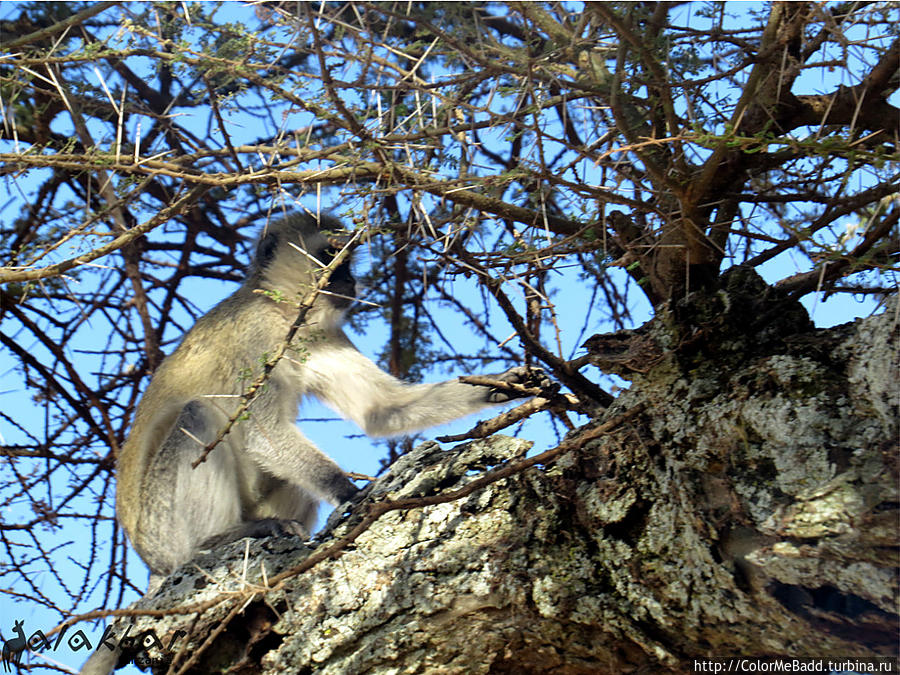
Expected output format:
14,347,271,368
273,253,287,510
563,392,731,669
111,277,898,674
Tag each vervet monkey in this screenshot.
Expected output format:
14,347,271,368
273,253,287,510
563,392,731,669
115,212,546,584
80,213,545,674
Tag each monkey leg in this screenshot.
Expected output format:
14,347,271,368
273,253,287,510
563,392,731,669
134,401,244,575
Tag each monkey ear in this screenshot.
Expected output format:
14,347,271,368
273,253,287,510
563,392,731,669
256,232,279,268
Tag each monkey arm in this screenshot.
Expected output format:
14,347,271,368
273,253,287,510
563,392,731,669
241,379,359,503
303,332,504,437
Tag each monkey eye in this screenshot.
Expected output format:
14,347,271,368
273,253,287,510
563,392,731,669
326,233,352,249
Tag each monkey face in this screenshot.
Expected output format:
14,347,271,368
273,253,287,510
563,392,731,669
253,214,356,309
321,244,356,309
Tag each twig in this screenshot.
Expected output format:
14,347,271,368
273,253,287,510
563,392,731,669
3,1,118,51
436,395,556,443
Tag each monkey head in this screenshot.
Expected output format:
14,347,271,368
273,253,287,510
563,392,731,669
252,213,356,310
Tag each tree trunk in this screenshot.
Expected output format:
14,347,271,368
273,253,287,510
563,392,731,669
112,275,898,674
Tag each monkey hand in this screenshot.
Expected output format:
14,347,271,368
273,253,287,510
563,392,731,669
328,475,360,504
484,366,555,403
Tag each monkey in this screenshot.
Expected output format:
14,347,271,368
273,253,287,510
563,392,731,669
114,212,546,585
79,212,546,674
